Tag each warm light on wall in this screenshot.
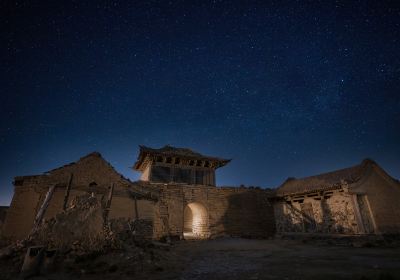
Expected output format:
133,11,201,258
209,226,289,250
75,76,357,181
184,202,209,239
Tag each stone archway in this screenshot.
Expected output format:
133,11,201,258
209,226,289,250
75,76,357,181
183,202,209,239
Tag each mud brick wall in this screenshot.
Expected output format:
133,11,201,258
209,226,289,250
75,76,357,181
153,184,276,239
2,184,41,239
274,189,359,234
3,179,158,240
208,187,275,238
3,154,159,240
354,169,400,234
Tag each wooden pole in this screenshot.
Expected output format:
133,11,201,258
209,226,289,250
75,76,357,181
134,196,139,220
62,173,73,211
30,185,56,237
106,183,114,209
103,183,115,225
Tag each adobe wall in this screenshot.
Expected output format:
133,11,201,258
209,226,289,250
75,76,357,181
352,169,400,234
274,189,359,234
153,184,276,239
3,174,156,239
0,206,8,234
2,186,40,240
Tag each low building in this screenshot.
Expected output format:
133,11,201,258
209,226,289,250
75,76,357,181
273,159,400,235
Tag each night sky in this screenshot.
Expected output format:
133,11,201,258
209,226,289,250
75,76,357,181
1,1,399,205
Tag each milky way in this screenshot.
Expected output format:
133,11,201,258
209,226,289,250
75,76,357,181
1,1,399,205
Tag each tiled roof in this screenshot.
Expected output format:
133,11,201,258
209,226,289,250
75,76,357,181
276,159,375,196
140,145,207,158
134,145,230,170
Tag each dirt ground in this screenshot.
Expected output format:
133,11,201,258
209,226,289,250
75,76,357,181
174,238,400,280
2,238,400,280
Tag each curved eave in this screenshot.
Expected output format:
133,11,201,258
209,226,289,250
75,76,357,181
215,159,231,169
133,152,231,171
133,153,150,171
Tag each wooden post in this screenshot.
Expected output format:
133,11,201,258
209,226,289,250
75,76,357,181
30,185,56,237
106,183,115,209
62,173,73,211
103,183,115,226
134,196,139,220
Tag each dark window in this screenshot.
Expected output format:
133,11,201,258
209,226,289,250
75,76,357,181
14,179,24,186
173,168,192,184
151,166,171,183
196,160,202,167
195,170,208,185
166,157,172,163
175,158,181,164
156,156,163,162
89,182,97,194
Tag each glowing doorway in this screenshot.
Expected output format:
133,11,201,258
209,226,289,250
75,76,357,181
183,202,209,239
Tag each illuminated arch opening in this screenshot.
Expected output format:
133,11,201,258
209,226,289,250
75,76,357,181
183,202,209,239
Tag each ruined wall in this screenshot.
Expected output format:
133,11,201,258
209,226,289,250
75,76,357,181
351,168,400,234
3,177,158,240
274,189,359,234
153,184,275,239
3,154,159,240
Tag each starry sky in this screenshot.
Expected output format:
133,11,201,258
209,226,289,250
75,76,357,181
1,1,399,205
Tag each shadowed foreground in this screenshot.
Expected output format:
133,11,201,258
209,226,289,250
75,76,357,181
176,238,400,280
1,238,400,280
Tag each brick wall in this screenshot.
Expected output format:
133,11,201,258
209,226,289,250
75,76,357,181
152,184,276,239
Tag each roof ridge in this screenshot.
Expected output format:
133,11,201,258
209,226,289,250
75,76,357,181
46,151,103,173
288,159,369,183
276,158,375,196
138,145,229,160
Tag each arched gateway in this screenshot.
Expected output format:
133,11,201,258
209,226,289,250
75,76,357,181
183,202,209,239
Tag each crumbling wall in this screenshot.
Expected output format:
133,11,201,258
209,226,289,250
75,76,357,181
274,190,359,234
35,195,106,250
108,197,156,238
352,168,400,234
3,153,159,240
45,152,130,188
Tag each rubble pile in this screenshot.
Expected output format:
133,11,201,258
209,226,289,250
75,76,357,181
34,194,112,252
0,194,173,279
110,218,154,244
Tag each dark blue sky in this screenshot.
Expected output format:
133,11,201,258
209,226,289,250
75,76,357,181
1,1,399,205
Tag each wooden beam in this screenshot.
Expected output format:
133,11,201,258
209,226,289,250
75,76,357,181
103,183,115,225
30,185,56,237
106,183,115,209
134,196,139,219
62,173,73,211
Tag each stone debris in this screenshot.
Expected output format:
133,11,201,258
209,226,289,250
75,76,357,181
34,194,110,252
0,194,172,279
